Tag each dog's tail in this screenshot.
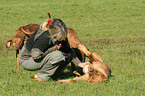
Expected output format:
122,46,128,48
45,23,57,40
21,26,35,35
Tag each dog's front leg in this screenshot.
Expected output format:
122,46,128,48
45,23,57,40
73,70,81,76
16,51,19,71
57,74,89,83
72,74,89,81
57,79,73,83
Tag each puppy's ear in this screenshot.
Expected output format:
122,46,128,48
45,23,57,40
6,39,12,48
48,12,51,19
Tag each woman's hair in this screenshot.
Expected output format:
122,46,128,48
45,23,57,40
49,19,67,42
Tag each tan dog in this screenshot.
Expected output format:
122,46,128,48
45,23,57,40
6,24,40,71
58,44,111,83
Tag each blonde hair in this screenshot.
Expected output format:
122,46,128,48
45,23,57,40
49,19,67,41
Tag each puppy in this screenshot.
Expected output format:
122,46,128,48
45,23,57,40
6,24,40,71
58,44,111,83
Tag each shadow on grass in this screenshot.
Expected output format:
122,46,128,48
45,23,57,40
51,65,84,81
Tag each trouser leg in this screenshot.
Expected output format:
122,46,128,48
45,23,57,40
51,58,71,77
19,45,73,81
20,57,42,70
36,50,70,81
19,45,42,71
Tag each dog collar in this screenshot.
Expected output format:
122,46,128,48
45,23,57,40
47,20,52,25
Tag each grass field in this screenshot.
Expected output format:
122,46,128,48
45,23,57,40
0,0,145,96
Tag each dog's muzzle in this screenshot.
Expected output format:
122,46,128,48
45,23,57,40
84,65,94,73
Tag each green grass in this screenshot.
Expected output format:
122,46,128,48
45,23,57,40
0,0,145,96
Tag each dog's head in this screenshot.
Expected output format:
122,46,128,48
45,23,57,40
83,62,111,83
6,37,25,50
83,52,111,83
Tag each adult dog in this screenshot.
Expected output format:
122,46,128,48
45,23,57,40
6,24,40,71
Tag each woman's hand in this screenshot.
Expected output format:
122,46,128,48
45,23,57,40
54,44,62,50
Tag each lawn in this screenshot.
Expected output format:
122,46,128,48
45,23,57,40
0,0,144,96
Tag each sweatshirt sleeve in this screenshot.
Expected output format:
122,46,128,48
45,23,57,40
31,46,56,62
60,38,82,66
71,57,81,66
31,48,44,62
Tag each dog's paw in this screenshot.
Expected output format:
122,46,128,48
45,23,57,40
73,70,81,76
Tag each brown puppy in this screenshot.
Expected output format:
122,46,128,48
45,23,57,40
6,24,40,71
58,44,111,83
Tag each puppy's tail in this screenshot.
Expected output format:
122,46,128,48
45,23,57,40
21,26,35,35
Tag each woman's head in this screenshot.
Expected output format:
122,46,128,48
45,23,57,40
48,19,67,41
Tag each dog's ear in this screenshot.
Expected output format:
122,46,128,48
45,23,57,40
48,12,51,19
6,39,12,48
